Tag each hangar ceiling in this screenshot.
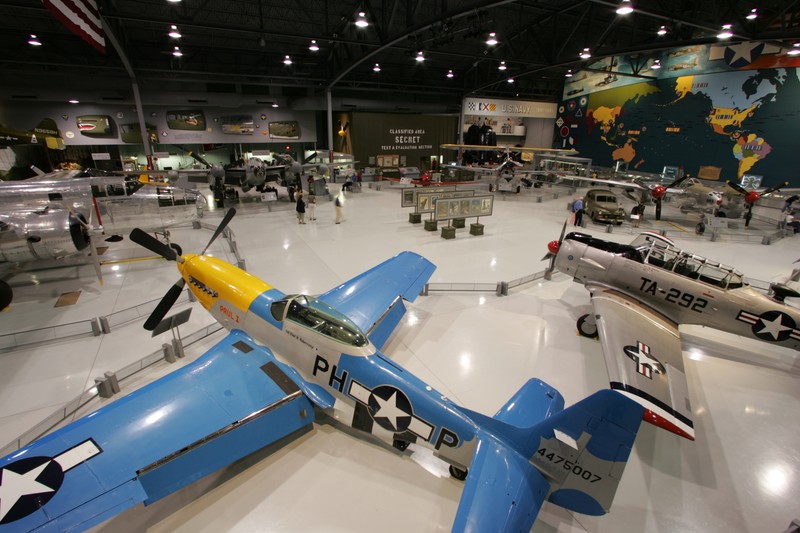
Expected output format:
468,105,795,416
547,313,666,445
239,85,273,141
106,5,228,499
1,0,800,111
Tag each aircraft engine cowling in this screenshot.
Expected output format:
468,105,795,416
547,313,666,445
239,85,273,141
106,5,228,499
0,210,90,263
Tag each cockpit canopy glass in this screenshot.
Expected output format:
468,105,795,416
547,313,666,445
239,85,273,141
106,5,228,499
637,238,744,289
272,295,368,347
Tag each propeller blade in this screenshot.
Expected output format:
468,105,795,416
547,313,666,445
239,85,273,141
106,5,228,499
200,207,236,255
88,236,103,286
144,279,186,331
762,181,789,196
130,228,178,261
725,179,749,196
666,175,689,189
544,219,570,273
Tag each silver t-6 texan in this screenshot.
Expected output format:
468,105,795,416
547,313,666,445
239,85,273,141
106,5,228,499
545,228,800,440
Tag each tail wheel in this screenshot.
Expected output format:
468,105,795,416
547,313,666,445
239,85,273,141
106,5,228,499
392,439,410,452
0,280,12,311
449,465,468,481
577,313,598,339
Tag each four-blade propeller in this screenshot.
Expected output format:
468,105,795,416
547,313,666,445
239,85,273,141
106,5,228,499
130,208,237,331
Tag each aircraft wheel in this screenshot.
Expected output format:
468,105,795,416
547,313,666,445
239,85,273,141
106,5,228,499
449,465,468,481
169,243,183,256
577,314,598,339
0,280,12,310
392,439,409,452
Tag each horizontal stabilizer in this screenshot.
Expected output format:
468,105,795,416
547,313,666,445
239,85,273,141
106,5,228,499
452,435,549,533
493,378,564,428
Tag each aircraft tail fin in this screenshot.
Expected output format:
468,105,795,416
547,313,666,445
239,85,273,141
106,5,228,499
459,388,644,524
33,118,65,149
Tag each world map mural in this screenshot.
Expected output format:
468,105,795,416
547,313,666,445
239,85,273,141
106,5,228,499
555,43,800,188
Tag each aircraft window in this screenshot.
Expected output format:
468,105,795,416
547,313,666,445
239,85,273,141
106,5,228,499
91,185,106,198
125,178,144,195
696,264,728,288
270,298,288,321
107,184,126,196
725,273,744,289
285,295,368,347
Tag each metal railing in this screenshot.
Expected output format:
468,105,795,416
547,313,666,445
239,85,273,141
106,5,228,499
0,223,242,352
0,322,224,457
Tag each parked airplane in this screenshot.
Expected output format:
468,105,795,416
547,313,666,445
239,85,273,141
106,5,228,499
0,170,205,309
0,118,64,150
544,228,800,440
441,144,578,191
0,210,646,532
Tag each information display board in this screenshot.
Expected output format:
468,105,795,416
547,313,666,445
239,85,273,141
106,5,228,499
416,190,474,214
401,185,456,208
435,194,494,221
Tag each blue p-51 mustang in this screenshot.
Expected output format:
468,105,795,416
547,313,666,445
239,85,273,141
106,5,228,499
0,209,644,532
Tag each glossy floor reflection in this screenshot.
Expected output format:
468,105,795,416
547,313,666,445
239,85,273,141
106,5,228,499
1,182,798,532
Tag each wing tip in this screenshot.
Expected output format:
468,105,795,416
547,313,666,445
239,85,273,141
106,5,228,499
644,409,696,441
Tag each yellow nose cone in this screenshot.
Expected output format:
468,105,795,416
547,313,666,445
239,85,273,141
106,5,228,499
178,254,272,312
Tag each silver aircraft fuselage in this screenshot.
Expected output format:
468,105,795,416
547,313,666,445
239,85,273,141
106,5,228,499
556,232,800,351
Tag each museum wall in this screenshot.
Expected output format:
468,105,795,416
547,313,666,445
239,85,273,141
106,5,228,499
555,41,800,187
349,112,458,170
0,102,316,146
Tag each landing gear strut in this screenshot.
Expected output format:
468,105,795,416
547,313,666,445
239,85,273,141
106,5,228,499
449,465,468,481
577,313,598,339
392,439,409,452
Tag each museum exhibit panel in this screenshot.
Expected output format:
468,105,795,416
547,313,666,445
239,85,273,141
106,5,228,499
0,1,799,532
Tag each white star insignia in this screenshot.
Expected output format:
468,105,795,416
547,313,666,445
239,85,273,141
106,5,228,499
372,392,409,431
757,315,791,340
0,462,57,522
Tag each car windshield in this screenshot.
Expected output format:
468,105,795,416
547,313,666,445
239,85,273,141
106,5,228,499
277,295,368,347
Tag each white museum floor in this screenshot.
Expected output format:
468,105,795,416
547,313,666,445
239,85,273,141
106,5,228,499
0,180,798,532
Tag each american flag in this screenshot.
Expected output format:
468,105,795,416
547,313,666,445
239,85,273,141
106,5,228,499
42,0,106,53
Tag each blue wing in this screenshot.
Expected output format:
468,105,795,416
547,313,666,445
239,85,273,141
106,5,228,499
0,330,313,532
317,251,435,349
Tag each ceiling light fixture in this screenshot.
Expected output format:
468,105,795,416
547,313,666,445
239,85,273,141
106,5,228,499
446,69,454,78
172,46,183,57
657,25,667,36
415,50,425,62
166,0,181,3
271,103,279,108
746,8,758,20
616,0,634,15
68,99,79,104
498,61,507,70
579,48,591,59
168,24,181,39
28,34,42,46
486,32,498,46
283,54,292,65
651,59,661,69
788,43,800,56
507,77,514,83
373,63,381,72
309,40,319,51
717,24,733,39
565,69,573,77
355,11,368,28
